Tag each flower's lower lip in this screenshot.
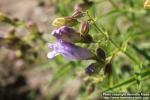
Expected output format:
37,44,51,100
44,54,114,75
47,41,95,60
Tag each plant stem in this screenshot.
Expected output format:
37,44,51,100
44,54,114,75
87,11,139,64
103,69,150,92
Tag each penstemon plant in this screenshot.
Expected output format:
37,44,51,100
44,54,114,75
47,0,150,98
0,0,150,99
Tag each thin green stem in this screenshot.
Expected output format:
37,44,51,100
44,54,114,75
109,38,139,64
87,11,139,64
103,69,150,92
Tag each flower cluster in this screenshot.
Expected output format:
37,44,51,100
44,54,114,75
47,1,94,60
47,0,113,86
47,24,95,60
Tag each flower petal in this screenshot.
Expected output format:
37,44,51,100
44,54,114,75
47,51,59,59
56,41,95,60
51,26,83,43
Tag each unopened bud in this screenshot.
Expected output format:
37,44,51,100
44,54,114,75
74,1,94,12
82,34,93,43
80,21,89,35
85,63,100,75
97,48,106,61
144,0,150,9
104,63,112,77
52,17,78,28
71,10,84,18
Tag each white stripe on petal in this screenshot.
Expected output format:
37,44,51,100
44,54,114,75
47,51,59,59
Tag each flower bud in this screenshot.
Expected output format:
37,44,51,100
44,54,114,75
144,0,150,9
80,21,89,35
85,63,100,75
71,10,84,18
104,63,112,77
96,48,106,61
74,1,94,12
82,34,93,43
52,17,78,28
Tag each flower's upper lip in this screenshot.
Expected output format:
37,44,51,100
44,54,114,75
51,26,83,43
51,29,60,35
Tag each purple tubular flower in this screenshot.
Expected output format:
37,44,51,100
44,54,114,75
51,26,83,43
47,41,95,60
